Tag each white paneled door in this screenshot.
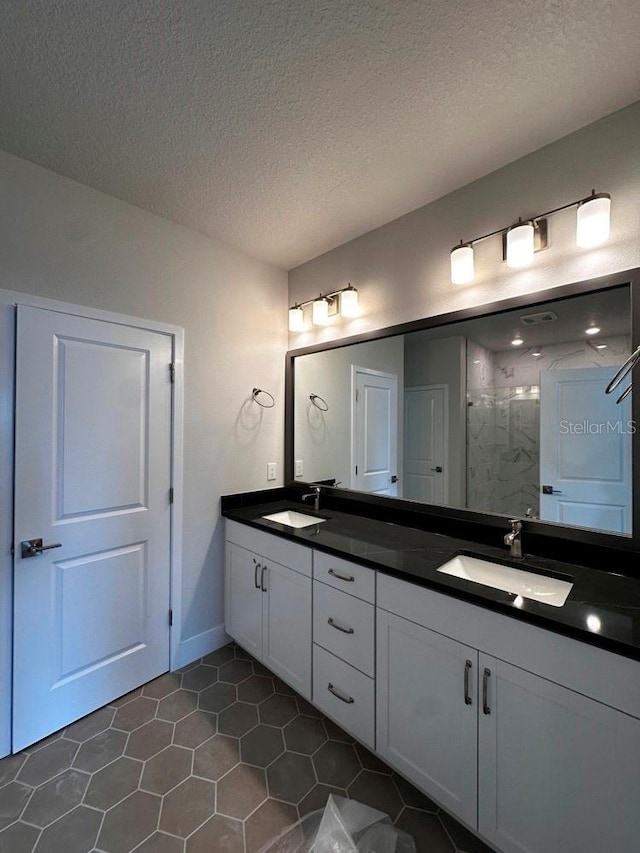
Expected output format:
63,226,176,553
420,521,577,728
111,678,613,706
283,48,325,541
13,306,173,750
403,385,448,503
352,367,399,495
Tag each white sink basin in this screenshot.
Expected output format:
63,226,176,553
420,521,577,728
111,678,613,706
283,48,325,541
437,554,573,607
261,510,326,529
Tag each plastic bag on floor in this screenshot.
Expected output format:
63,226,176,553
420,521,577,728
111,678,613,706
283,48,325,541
257,795,416,853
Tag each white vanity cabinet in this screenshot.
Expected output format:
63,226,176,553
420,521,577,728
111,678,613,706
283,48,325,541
225,520,312,698
377,572,640,853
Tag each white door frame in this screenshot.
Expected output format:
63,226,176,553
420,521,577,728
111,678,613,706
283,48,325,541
350,365,400,493
404,384,450,505
0,288,184,758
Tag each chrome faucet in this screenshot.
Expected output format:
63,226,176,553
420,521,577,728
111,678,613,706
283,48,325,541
302,485,321,512
504,519,524,559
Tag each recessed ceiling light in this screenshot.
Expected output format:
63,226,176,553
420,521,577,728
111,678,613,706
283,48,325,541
585,324,601,336
595,344,607,350
511,335,523,346
532,350,542,358
472,359,481,364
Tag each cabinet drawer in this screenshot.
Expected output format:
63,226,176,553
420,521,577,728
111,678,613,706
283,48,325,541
313,551,375,602
313,581,375,676
313,644,374,749
226,519,312,577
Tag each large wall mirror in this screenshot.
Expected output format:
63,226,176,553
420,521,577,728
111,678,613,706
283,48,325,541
288,275,639,538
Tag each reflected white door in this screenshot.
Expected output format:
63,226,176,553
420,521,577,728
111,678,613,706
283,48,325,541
540,367,632,534
404,385,448,503
352,367,399,495
13,305,173,750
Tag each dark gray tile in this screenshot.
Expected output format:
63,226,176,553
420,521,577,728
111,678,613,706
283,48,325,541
272,677,296,697
186,814,244,853
283,715,327,754
140,746,192,795
112,697,157,732
322,718,355,743
216,764,268,819
73,729,127,773
393,773,440,813
198,682,236,714
217,702,258,737
34,805,102,853
193,735,239,782
63,707,115,743
0,754,27,787
313,741,360,788
240,725,284,768
355,743,392,775
124,720,173,761
396,809,456,853
182,665,218,692
237,675,274,705
97,790,161,853
18,739,78,786
267,752,315,804
258,694,297,727
156,690,198,723
439,811,496,853
0,819,40,853
233,645,251,660
177,659,201,674
202,646,235,667
244,799,297,853
348,770,403,821
0,782,32,830
83,757,142,810
173,711,217,748
22,769,90,827
134,832,184,853
296,697,323,718
218,660,252,685
109,688,142,708
298,784,346,817
23,733,62,754
142,673,182,699
159,777,216,837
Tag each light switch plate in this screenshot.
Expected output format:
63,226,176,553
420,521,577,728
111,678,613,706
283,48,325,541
295,459,304,478
267,462,277,481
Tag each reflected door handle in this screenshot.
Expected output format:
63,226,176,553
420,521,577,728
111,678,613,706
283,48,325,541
20,539,62,559
391,475,398,483
541,485,562,495
430,466,443,473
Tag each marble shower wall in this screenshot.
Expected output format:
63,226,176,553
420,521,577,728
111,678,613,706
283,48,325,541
466,336,631,519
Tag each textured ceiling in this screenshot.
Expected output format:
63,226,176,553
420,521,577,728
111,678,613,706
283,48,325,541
1,1,639,270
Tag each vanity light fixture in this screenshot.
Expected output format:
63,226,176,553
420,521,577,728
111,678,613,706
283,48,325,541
585,323,601,336
532,349,542,358
595,344,608,350
288,285,360,332
449,189,611,284
511,334,524,346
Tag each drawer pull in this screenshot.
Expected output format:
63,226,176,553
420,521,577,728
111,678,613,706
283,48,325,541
483,668,491,715
464,659,473,706
253,558,261,589
328,683,354,704
328,568,355,583
328,617,354,635
261,565,268,593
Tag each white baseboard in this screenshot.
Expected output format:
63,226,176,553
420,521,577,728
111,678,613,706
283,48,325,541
175,623,230,670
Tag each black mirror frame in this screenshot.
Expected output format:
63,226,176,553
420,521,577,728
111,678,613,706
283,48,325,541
285,268,640,559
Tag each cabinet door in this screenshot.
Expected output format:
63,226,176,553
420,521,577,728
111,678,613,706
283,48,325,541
377,610,478,827
478,655,640,853
225,542,263,659
262,560,312,699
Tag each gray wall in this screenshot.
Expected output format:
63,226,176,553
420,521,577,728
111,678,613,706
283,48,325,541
289,102,640,344
0,149,288,754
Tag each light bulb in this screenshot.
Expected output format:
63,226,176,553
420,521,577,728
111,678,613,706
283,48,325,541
595,344,607,350
450,243,475,284
576,192,611,248
585,324,600,336
532,350,542,358
288,305,304,332
511,335,524,346
506,221,535,268
340,286,359,317
312,297,329,325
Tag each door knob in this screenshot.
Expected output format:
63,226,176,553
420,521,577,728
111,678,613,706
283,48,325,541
390,475,399,483
541,485,562,495
430,466,443,473
20,539,62,559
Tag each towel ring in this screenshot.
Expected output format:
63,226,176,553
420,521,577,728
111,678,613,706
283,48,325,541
252,388,275,409
310,394,329,411
605,345,640,404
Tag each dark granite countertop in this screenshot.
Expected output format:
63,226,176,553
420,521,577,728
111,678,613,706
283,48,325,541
222,496,640,663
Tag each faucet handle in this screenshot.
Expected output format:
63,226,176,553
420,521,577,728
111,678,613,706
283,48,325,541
508,518,522,531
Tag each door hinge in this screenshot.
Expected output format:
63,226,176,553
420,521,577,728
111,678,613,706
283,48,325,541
169,487,174,504
169,362,176,383
169,609,173,626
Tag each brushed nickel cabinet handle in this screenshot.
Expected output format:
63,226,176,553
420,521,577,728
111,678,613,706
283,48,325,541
483,667,491,715
327,617,354,635
464,659,473,705
328,683,354,704
253,558,261,589
261,565,267,593
328,568,355,583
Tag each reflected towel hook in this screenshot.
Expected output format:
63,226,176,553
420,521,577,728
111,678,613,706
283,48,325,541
252,388,275,409
605,345,640,404
309,394,329,411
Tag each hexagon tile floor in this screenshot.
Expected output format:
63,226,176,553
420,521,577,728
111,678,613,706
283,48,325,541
0,643,495,853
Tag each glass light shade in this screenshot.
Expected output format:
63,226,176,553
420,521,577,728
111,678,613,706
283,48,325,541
340,287,359,317
288,305,304,332
312,297,329,325
576,193,611,248
585,325,600,336
450,244,474,284
506,221,535,268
